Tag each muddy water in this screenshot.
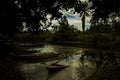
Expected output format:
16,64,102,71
18,45,95,80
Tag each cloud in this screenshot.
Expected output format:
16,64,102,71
64,13,91,30
48,9,91,31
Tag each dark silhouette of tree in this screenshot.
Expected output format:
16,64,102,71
80,2,91,33
75,1,91,33
87,22,113,33
53,17,78,41
0,0,20,35
0,0,79,35
89,0,120,24
2,0,120,35
17,0,80,33
112,20,120,35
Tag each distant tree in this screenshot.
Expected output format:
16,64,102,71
53,17,78,41
75,1,91,33
112,20,120,35
87,22,113,33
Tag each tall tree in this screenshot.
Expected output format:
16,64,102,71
75,1,91,33
14,0,79,33
0,0,80,35
81,1,91,33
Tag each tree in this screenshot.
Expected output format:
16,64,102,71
15,0,80,33
87,22,113,33
0,0,20,35
112,20,120,35
89,0,120,24
81,1,91,33
0,0,80,35
53,17,78,41
75,1,91,33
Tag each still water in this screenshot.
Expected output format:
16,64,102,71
27,44,84,54
18,44,95,80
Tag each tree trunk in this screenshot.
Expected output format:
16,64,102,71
82,15,85,33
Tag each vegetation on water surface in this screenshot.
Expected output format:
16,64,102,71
84,50,120,80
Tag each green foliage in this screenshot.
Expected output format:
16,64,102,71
84,50,120,80
52,17,79,42
75,1,91,32
87,23,113,33
112,20,120,35
75,33,120,51
0,0,79,35
84,50,119,69
15,31,53,43
89,0,120,23
1,0,120,35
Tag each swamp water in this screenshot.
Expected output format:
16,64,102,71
16,45,96,80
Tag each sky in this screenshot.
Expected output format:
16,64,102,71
62,0,92,31
23,0,91,31
64,12,91,31
49,0,92,31
48,9,91,31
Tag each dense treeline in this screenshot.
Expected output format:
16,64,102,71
1,0,120,35
12,18,120,51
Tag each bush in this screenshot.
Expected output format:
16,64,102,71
75,33,120,51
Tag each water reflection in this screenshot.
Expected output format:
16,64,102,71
40,45,55,53
75,60,96,80
18,45,92,80
28,44,84,54
20,63,48,80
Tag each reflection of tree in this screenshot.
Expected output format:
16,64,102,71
0,43,25,80
80,54,85,66
75,61,96,80
55,46,75,61
83,50,120,80
84,50,118,70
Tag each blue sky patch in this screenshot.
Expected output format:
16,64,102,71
64,14,76,19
